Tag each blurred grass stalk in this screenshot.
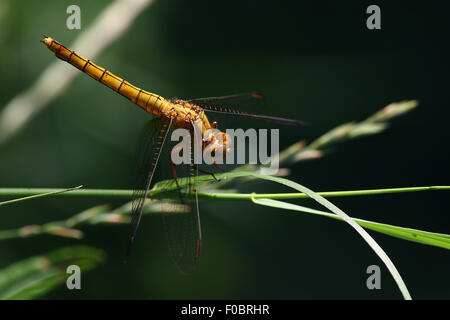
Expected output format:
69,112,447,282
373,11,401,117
218,100,419,187
0,200,187,240
0,246,106,299
0,0,154,144
279,100,419,166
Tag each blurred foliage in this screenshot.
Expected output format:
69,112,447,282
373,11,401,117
0,246,106,299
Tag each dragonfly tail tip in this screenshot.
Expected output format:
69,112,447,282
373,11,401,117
41,35,52,45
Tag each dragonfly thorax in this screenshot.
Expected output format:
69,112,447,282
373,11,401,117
168,99,212,131
170,99,232,158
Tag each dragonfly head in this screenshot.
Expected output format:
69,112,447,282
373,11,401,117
203,130,232,160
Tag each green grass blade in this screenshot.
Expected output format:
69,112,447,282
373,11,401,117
0,246,106,300
0,185,83,207
252,198,450,250
243,173,412,300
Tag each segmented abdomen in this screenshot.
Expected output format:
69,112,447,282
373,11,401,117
41,36,167,117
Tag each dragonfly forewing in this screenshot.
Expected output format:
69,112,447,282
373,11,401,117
127,118,172,257
188,93,306,127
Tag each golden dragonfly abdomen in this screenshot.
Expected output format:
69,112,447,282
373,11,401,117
41,36,214,130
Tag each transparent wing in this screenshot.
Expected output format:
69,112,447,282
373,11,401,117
126,117,172,258
161,123,201,274
187,93,306,127
187,92,264,105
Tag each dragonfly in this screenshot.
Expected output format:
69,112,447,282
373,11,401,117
41,36,306,273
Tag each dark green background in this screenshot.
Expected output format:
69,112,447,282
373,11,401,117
0,0,449,299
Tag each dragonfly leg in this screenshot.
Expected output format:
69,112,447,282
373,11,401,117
197,167,220,182
212,162,225,172
169,149,184,203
